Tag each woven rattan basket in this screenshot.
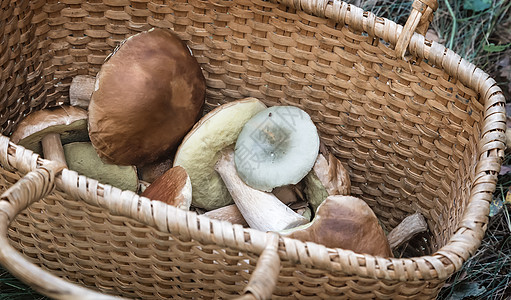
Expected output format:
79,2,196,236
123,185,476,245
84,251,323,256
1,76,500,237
0,0,507,298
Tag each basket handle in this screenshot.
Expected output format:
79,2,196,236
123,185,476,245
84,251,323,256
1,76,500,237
395,0,438,58
0,162,120,299
240,232,281,300
0,161,280,299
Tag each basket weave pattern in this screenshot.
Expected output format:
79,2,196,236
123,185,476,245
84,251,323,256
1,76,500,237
0,0,506,298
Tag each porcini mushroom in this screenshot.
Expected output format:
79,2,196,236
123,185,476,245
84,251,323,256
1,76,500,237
139,158,173,183
272,183,305,205
304,152,351,213
69,75,95,109
279,195,392,257
63,142,139,191
203,199,312,227
173,97,267,210
88,27,205,167
203,204,249,226
234,106,320,192
215,148,309,231
141,166,191,210
10,106,89,168
387,213,428,250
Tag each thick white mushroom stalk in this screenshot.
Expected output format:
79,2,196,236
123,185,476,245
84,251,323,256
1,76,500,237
215,148,309,232
234,106,320,192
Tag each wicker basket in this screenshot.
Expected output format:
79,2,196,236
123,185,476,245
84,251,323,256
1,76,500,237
0,0,506,298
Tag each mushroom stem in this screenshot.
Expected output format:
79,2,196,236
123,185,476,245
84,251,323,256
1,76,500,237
214,149,309,232
204,204,249,226
203,202,312,227
69,75,95,109
387,213,428,249
41,132,67,169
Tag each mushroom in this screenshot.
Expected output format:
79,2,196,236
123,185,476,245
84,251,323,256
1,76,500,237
141,166,192,210
10,106,89,168
139,158,173,183
272,183,305,205
203,204,249,226
88,27,205,167
203,201,312,227
69,75,95,109
304,152,351,213
386,213,428,250
279,195,392,257
173,97,267,210
63,142,139,192
234,106,320,192
214,148,309,231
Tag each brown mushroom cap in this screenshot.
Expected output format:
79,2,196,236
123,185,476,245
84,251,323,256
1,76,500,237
10,106,88,154
88,28,205,166
281,195,392,257
141,166,191,210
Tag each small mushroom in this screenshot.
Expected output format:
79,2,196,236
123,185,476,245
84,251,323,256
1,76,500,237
69,75,95,109
215,148,309,232
272,183,305,205
139,157,173,183
88,28,205,167
204,204,249,226
141,166,192,210
10,106,89,168
234,106,320,192
173,97,267,210
279,195,392,257
304,152,351,213
64,142,139,191
387,213,428,250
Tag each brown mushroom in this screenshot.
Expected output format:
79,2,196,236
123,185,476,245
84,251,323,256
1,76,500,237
88,28,205,167
279,195,392,257
141,166,192,210
139,158,173,183
10,106,89,168
272,183,305,205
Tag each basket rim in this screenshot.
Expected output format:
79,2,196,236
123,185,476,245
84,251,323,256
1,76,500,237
0,0,506,284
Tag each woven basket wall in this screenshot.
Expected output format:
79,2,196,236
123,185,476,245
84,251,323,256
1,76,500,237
0,0,506,298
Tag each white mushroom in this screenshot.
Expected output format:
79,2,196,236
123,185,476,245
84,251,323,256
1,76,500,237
215,148,309,232
234,106,320,192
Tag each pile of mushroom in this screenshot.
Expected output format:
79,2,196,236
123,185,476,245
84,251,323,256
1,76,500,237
17,26,428,258
10,106,139,191
10,27,204,209
173,98,429,256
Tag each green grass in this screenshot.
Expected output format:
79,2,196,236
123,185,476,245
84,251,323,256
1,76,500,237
0,268,47,300
358,0,511,98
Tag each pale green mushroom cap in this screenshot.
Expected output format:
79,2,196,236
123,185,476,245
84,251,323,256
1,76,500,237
64,142,138,192
234,106,320,192
173,98,267,210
